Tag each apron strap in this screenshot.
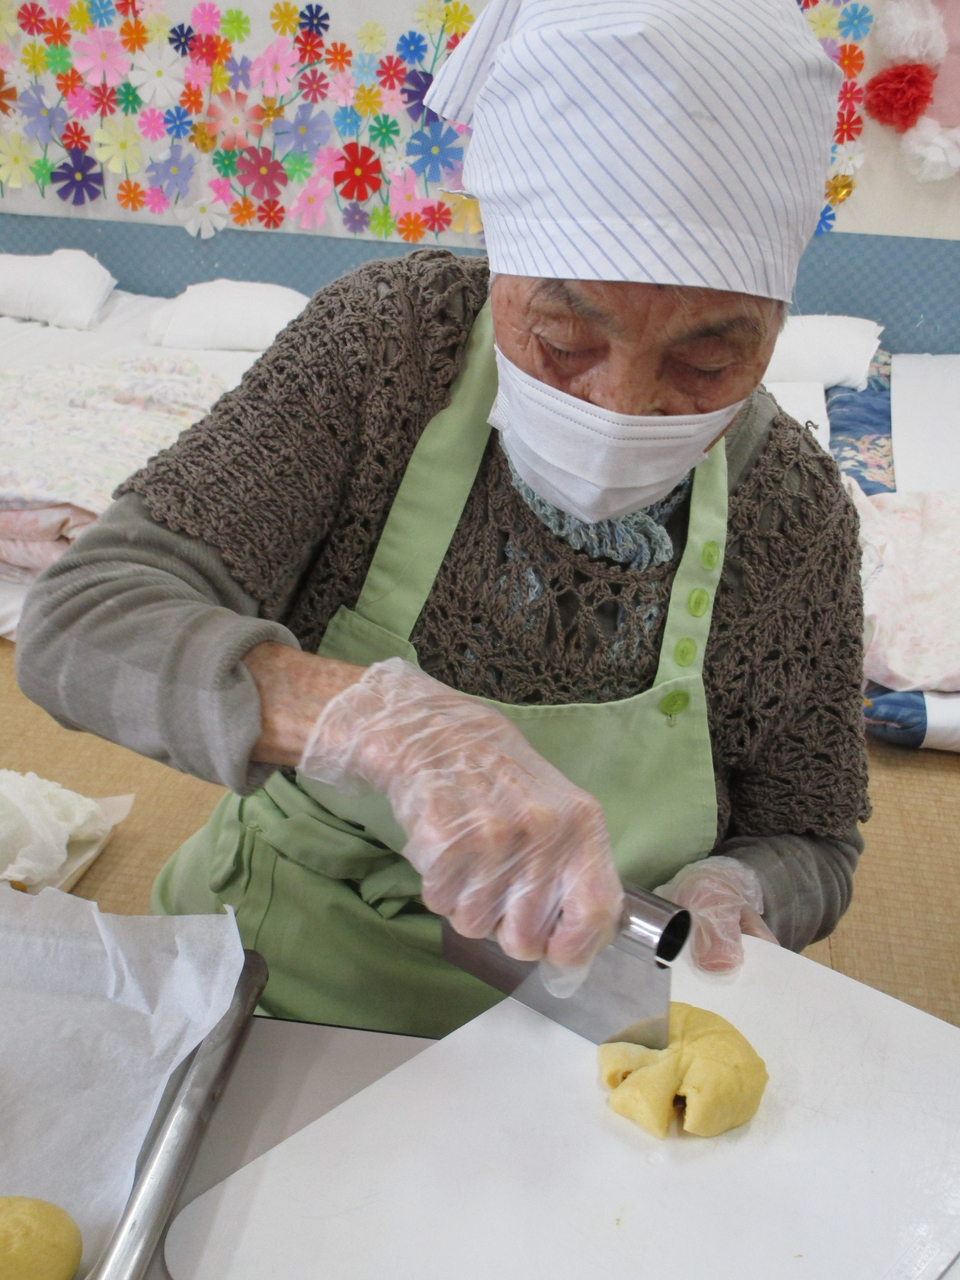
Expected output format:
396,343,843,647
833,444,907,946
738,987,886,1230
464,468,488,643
652,439,728,687
354,300,497,641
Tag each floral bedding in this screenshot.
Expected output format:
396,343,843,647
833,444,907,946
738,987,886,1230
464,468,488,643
827,349,896,495
0,356,224,515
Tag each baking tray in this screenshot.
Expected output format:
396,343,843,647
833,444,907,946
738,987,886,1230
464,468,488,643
86,949,268,1280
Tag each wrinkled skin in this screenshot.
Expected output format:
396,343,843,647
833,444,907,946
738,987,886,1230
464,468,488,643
491,275,782,419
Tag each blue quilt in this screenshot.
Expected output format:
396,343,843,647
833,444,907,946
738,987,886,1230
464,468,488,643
827,350,895,496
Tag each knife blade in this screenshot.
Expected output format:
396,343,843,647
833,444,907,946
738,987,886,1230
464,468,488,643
441,886,690,1049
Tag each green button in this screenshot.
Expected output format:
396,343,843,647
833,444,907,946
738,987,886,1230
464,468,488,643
701,540,721,570
659,690,691,716
687,587,710,618
674,637,697,667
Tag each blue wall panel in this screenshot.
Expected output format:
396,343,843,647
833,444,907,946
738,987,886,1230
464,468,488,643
0,211,478,297
792,233,960,355
1,212,957,352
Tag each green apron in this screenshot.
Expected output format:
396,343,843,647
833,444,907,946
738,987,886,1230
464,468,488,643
152,302,728,1038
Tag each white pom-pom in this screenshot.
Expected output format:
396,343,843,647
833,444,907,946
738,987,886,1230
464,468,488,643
901,115,960,181
874,0,949,65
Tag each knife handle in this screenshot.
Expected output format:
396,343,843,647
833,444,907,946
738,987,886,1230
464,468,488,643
617,886,690,964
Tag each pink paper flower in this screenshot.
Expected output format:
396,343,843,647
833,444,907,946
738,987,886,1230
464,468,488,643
208,175,232,204
313,144,343,178
73,29,132,88
329,70,355,107
235,144,287,200
250,36,296,98
184,58,211,89
0,44,13,71
138,106,166,140
378,86,404,115
206,89,263,149
388,165,427,219
290,173,331,229
66,86,97,120
47,0,70,14
143,184,170,213
191,1,220,35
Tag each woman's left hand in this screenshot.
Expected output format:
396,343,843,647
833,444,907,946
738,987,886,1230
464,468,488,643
656,857,779,975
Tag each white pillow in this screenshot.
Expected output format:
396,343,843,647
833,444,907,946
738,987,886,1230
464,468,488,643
764,315,884,391
763,381,830,450
148,279,310,351
0,249,116,330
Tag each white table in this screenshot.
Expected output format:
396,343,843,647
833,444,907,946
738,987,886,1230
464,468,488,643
144,1017,432,1279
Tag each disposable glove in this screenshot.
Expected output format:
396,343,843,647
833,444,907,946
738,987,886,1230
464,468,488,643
655,857,779,975
298,657,623,975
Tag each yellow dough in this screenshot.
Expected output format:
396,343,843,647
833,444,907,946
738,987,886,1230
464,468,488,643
0,1198,82,1280
598,1002,768,1139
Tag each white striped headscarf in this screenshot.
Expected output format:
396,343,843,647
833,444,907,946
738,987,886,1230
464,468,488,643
425,0,840,301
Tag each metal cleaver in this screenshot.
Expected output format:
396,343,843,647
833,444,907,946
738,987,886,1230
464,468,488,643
441,886,691,1050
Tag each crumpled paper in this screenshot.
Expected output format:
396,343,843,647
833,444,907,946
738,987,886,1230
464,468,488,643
0,887,245,1277
0,769,110,884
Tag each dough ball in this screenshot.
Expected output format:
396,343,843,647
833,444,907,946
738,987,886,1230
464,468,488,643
598,1002,768,1139
0,1198,82,1280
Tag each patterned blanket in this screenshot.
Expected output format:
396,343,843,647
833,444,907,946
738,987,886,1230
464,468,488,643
0,359,225,517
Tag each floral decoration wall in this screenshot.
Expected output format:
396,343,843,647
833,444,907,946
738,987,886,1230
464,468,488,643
0,0,485,246
0,0,886,245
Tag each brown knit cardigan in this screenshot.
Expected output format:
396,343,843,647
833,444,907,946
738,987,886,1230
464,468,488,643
119,249,871,847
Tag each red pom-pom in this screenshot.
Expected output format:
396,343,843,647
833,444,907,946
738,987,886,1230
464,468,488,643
864,63,937,133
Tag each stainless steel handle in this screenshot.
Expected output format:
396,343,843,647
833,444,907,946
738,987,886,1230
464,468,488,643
617,886,690,964
87,950,268,1280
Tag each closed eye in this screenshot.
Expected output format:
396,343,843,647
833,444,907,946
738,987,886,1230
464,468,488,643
539,337,599,363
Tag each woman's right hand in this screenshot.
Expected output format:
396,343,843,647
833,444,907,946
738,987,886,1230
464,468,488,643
298,657,623,971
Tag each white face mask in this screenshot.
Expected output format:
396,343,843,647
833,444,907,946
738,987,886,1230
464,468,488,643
488,347,744,524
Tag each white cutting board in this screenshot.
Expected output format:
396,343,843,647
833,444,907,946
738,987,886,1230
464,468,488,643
166,939,960,1280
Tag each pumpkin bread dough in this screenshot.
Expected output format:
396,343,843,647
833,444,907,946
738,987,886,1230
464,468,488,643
598,1002,768,1138
0,1197,82,1280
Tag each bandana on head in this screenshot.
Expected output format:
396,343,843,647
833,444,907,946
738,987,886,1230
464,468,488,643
425,0,841,301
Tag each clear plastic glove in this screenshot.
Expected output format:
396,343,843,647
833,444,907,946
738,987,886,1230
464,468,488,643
655,857,780,975
298,657,623,976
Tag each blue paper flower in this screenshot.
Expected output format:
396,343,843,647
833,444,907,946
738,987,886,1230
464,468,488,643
168,23,195,56
333,105,361,137
19,85,67,147
163,105,193,139
50,149,104,205
146,144,195,200
342,201,370,233
87,0,115,26
838,3,872,40
815,204,836,235
406,120,463,183
401,69,437,124
396,31,428,65
273,103,331,154
225,55,251,91
353,52,378,87
299,4,330,35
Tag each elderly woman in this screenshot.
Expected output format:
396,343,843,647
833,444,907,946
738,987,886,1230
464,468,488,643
17,0,868,1037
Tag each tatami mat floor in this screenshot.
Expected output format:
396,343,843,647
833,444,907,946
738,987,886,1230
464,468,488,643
3,637,958,1026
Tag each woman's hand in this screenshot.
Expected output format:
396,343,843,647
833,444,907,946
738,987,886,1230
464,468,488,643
297,657,624,970
656,857,779,975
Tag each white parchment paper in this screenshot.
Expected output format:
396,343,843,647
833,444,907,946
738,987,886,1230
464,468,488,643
0,886,245,1276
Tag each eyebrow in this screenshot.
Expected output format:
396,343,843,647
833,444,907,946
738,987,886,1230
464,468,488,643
532,280,767,346
532,278,614,327
671,316,767,345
